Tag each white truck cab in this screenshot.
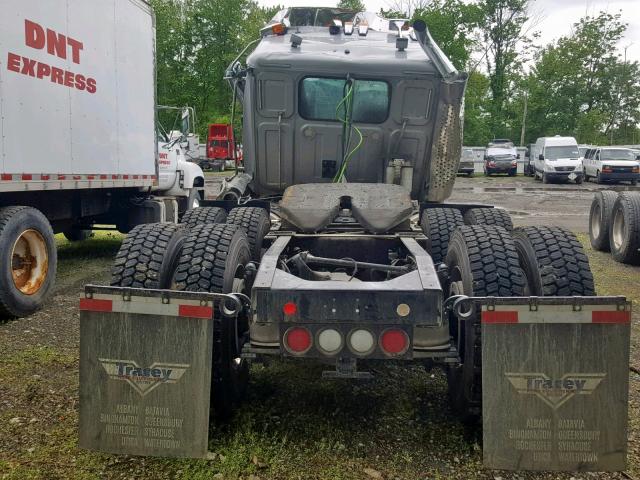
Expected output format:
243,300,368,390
532,136,583,184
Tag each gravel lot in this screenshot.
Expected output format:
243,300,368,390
1,175,638,480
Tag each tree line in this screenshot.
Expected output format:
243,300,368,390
152,0,640,146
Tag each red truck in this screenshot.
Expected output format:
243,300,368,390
203,123,241,171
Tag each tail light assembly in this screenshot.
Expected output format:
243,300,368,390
380,328,409,356
283,326,312,354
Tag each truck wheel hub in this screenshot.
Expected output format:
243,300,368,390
11,229,48,295
612,209,626,250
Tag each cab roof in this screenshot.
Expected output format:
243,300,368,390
247,27,439,76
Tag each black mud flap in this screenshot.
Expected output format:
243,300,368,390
79,286,239,458
480,297,631,471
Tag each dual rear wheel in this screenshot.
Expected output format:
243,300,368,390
110,206,270,417
589,191,640,265
441,216,595,420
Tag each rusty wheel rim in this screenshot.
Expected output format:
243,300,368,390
11,229,48,295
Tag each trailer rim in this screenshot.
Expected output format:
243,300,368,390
11,229,48,295
590,201,602,241
611,207,626,251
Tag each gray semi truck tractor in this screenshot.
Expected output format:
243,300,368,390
80,8,631,472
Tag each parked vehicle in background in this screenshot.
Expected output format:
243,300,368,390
578,144,593,159
583,147,640,185
483,139,518,176
532,136,583,184
205,123,242,171
0,0,204,319
457,148,475,175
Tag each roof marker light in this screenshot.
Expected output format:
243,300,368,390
344,22,353,35
260,22,287,37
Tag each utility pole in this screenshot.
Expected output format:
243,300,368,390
519,91,528,147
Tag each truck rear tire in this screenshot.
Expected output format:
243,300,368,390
173,224,251,416
0,206,57,319
419,208,464,265
589,190,617,251
226,207,271,261
444,225,525,421
463,207,513,231
609,192,640,265
110,223,187,289
181,206,227,228
513,226,595,296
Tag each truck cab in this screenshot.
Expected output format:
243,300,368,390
231,8,467,203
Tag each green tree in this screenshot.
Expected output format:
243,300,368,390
526,11,640,144
151,0,278,138
463,71,492,145
412,0,482,70
337,0,365,12
477,0,530,136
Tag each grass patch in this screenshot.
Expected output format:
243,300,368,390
54,231,123,281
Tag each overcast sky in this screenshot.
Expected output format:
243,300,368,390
257,0,640,62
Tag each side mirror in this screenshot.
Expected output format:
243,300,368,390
539,154,544,160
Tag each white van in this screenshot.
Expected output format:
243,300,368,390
532,136,583,184
583,147,639,185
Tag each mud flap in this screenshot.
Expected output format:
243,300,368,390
78,286,235,458
480,297,631,471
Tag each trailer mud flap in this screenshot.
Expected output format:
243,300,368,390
79,286,236,458
479,297,631,471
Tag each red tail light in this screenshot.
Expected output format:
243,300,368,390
602,166,613,173
632,166,639,173
284,327,312,353
380,329,409,355
489,161,496,167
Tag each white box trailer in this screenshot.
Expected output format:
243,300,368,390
0,0,204,319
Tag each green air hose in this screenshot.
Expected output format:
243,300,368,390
333,81,363,183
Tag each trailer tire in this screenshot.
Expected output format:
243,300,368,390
609,192,640,265
181,206,227,228
226,207,271,261
110,223,187,289
513,226,595,296
419,208,464,265
444,225,525,421
463,207,513,231
0,206,57,319
589,190,617,251
173,224,251,416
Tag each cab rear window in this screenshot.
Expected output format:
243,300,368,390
299,77,390,124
